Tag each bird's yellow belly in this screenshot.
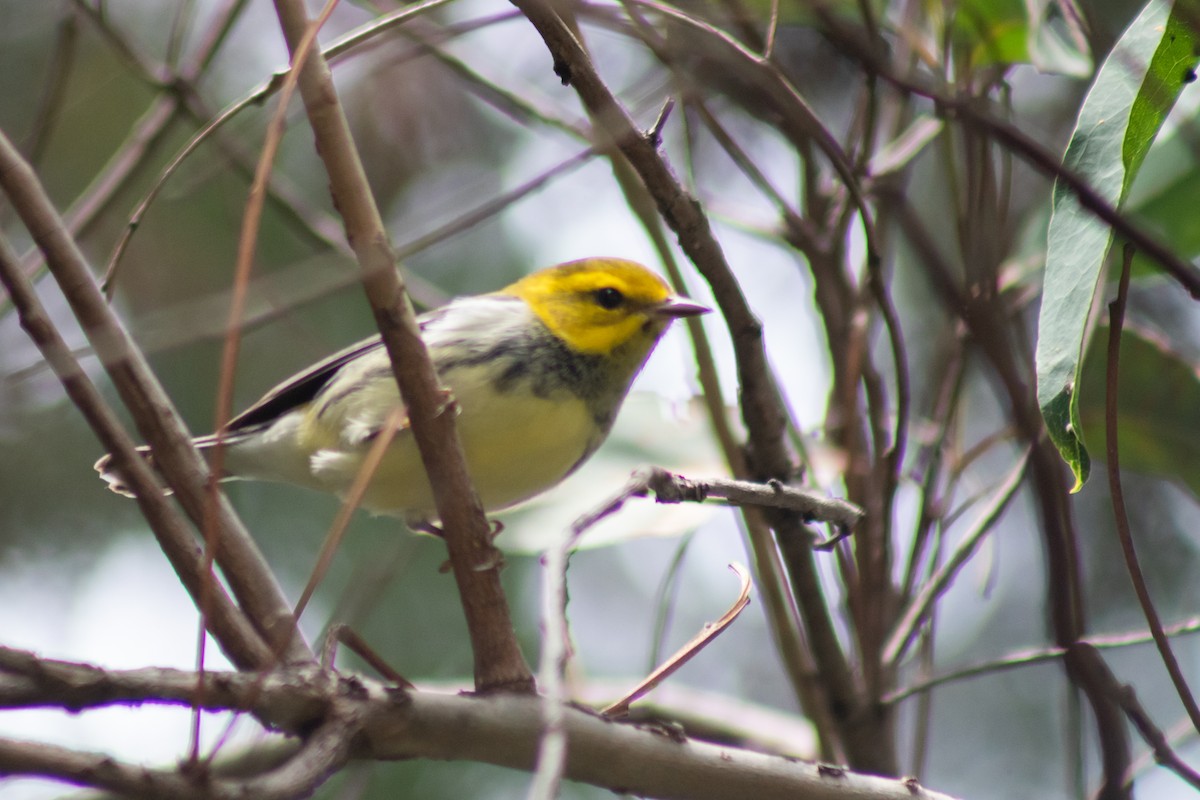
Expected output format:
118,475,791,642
361,381,596,518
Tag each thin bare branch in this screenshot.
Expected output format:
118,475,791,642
527,500,586,800
326,626,415,688
1106,244,1200,734
0,129,307,663
0,236,271,671
763,0,780,58
884,448,1031,667
19,9,78,167
885,618,1200,706
187,0,253,78
206,0,337,631
294,408,407,623
602,563,752,717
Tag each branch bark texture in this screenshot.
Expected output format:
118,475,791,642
0,649,962,800
268,0,532,692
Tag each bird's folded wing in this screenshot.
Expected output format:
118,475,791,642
226,334,386,433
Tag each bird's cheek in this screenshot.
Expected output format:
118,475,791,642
641,317,666,335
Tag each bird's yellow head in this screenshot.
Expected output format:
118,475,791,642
502,258,709,356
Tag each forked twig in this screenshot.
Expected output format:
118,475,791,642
321,625,415,689
1065,643,1200,792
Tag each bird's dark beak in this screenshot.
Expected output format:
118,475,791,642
653,296,711,318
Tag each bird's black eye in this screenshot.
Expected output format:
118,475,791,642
594,287,624,310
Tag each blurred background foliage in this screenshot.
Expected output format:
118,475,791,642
1,0,1200,798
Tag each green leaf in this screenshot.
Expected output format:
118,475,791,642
1036,0,1200,490
1129,162,1200,275
1078,327,1200,500
951,0,1091,74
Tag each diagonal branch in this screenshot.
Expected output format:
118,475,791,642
269,0,532,693
0,128,308,665
602,563,752,717
0,236,271,671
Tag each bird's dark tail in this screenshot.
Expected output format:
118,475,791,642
94,438,231,498
93,447,157,498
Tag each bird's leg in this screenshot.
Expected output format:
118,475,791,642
434,519,506,573
409,519,445,538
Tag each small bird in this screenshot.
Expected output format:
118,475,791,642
95,258,709,526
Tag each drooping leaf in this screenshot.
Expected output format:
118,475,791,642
1036,0,1200,490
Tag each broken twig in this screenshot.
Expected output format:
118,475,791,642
602,564,752,717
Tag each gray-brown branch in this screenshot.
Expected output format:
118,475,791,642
0,647,962,800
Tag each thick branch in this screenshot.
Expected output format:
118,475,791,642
0,649,963,800
369,691,955,800
0,714,353,800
